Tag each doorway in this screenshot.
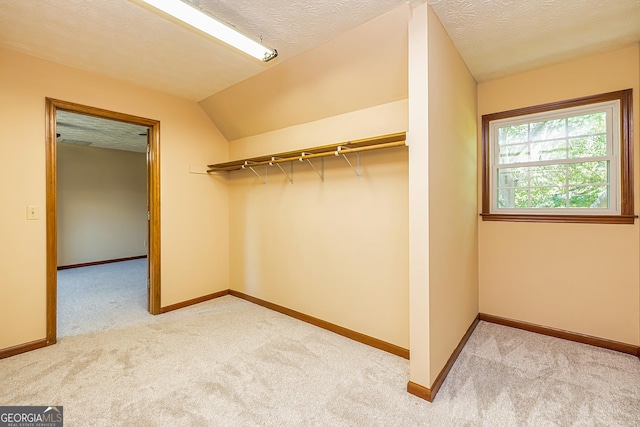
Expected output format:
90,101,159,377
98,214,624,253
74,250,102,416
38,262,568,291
45,98,161,345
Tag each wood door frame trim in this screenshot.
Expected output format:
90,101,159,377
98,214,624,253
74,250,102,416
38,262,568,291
45,98,162,346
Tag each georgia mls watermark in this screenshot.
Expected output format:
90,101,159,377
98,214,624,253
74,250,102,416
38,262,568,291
0,406,63,427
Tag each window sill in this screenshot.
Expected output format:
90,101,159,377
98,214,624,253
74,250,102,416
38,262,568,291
480,213,637,224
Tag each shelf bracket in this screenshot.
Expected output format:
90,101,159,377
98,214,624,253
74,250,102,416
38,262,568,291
269,157,293,184
242,161,267,184
299,153,324,182
337,147,360,179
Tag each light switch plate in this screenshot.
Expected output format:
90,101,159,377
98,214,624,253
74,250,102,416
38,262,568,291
27,205,39,220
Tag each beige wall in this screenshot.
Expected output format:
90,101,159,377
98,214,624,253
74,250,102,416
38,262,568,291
228,143,409,347
408,5,479,390
200,6,410,141
426,7,479,385
478,45,640,345
228,101,407,160
227,100,410,350
57,143,147,266
407,2,431,388
407,5,478,389
0,48,229,350
225,5,411,348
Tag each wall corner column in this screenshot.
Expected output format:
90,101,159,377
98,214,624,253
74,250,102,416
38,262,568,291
407,2,431,397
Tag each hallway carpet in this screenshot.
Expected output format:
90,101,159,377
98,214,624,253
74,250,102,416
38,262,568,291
57,258,150,337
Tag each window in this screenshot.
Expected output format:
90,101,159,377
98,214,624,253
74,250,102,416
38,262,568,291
481,89,634,224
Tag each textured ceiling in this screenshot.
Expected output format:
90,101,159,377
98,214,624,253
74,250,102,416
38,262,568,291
57,111,149,153
0,0,411,101
1,0,638,102
427,0,640,82
4,2,638,157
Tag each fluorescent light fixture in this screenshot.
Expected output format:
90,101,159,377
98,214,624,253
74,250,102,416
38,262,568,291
139,0,278,62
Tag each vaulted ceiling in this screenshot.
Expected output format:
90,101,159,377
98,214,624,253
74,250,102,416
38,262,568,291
1,1,638,149
1,1,638,103
0,0,414,102
429,0,640,82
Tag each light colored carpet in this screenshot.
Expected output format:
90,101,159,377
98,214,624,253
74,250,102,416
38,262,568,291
57,259,151,337
3,295,639,425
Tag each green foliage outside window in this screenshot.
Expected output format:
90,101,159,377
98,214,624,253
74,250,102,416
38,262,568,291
496,112,609,209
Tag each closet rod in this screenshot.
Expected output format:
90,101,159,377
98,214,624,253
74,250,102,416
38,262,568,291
209,140,405,172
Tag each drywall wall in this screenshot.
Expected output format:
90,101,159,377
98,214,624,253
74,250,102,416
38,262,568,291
227,106,409,348
0,47,229,350
225,5,411,348
426,6,478,386
478,45,640,345
407,3,478,393
228,101,407,160
407,1,431,389
57,143,147,266
200,6,410,141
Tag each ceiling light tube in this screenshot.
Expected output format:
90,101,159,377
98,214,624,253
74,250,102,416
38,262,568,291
138,0,278,62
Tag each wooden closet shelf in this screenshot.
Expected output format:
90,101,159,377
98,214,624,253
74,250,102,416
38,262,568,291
207,132,406,173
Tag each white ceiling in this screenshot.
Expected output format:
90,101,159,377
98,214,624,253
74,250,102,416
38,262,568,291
1,1,638,102
428,0,640,82
2,0,639,150
57,111,149,153
0,0,410,102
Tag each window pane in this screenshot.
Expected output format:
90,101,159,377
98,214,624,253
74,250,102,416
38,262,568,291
567,112,606,137
568,185,609,208
530,139,567,161
513,189,530,208
497,168,528,187
529,187,566,208
529,119,566,141
567,161,608,185
498,124,527,145
497,189,513,208
498,165,566,189
568,135,607,158
485,92,627,217
498,143,529,164
498,188,530,208
496,162,610,210
529,165,565,187
498,187,568,209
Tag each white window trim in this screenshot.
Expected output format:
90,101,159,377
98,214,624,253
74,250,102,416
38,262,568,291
488,100,621,215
